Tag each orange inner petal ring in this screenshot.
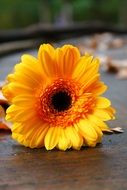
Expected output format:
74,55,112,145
36,78,95,127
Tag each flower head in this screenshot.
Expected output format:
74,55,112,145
2,44,115,150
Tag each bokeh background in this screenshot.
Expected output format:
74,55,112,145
0,0,127,29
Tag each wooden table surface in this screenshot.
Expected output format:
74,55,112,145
0,51,127,190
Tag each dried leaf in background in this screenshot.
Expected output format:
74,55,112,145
0,82,11,130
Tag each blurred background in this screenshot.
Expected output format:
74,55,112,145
0,0,127,29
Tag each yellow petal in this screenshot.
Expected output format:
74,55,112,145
96,97,111,108
12,122,49,148
12,94,35,107
88,122,103,143
12,133,25,145
85,81,107,95
28,124,49,148
44,127,60,150
87,114,110,131
65,126,83,150
78,119,98,147
54,48,63,77
33,125,49,148
38,44,55,60
92,83,107,95
72,56,100,87
63,46,80,76
93,108,113,121
38,44,56,78
3,82,34,103
7,73,16,82
12,123,22,133
72,55,93,81
80,60,100,84
2,84,14,102
21,54,39,71
13,69,41,87
8,109,36,122
82,74,100,90
12,118,42,135
15,63,42,84
57,128,70,151
105,107,116,118
55,45,80,78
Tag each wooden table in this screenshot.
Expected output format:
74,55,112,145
0,52,127,190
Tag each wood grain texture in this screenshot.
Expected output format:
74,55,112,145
0,62,127,190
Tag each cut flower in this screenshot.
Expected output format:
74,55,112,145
2,44,115,150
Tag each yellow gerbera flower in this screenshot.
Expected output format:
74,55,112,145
2,44,115,150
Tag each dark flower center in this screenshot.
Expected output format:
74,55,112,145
51,91,72,112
